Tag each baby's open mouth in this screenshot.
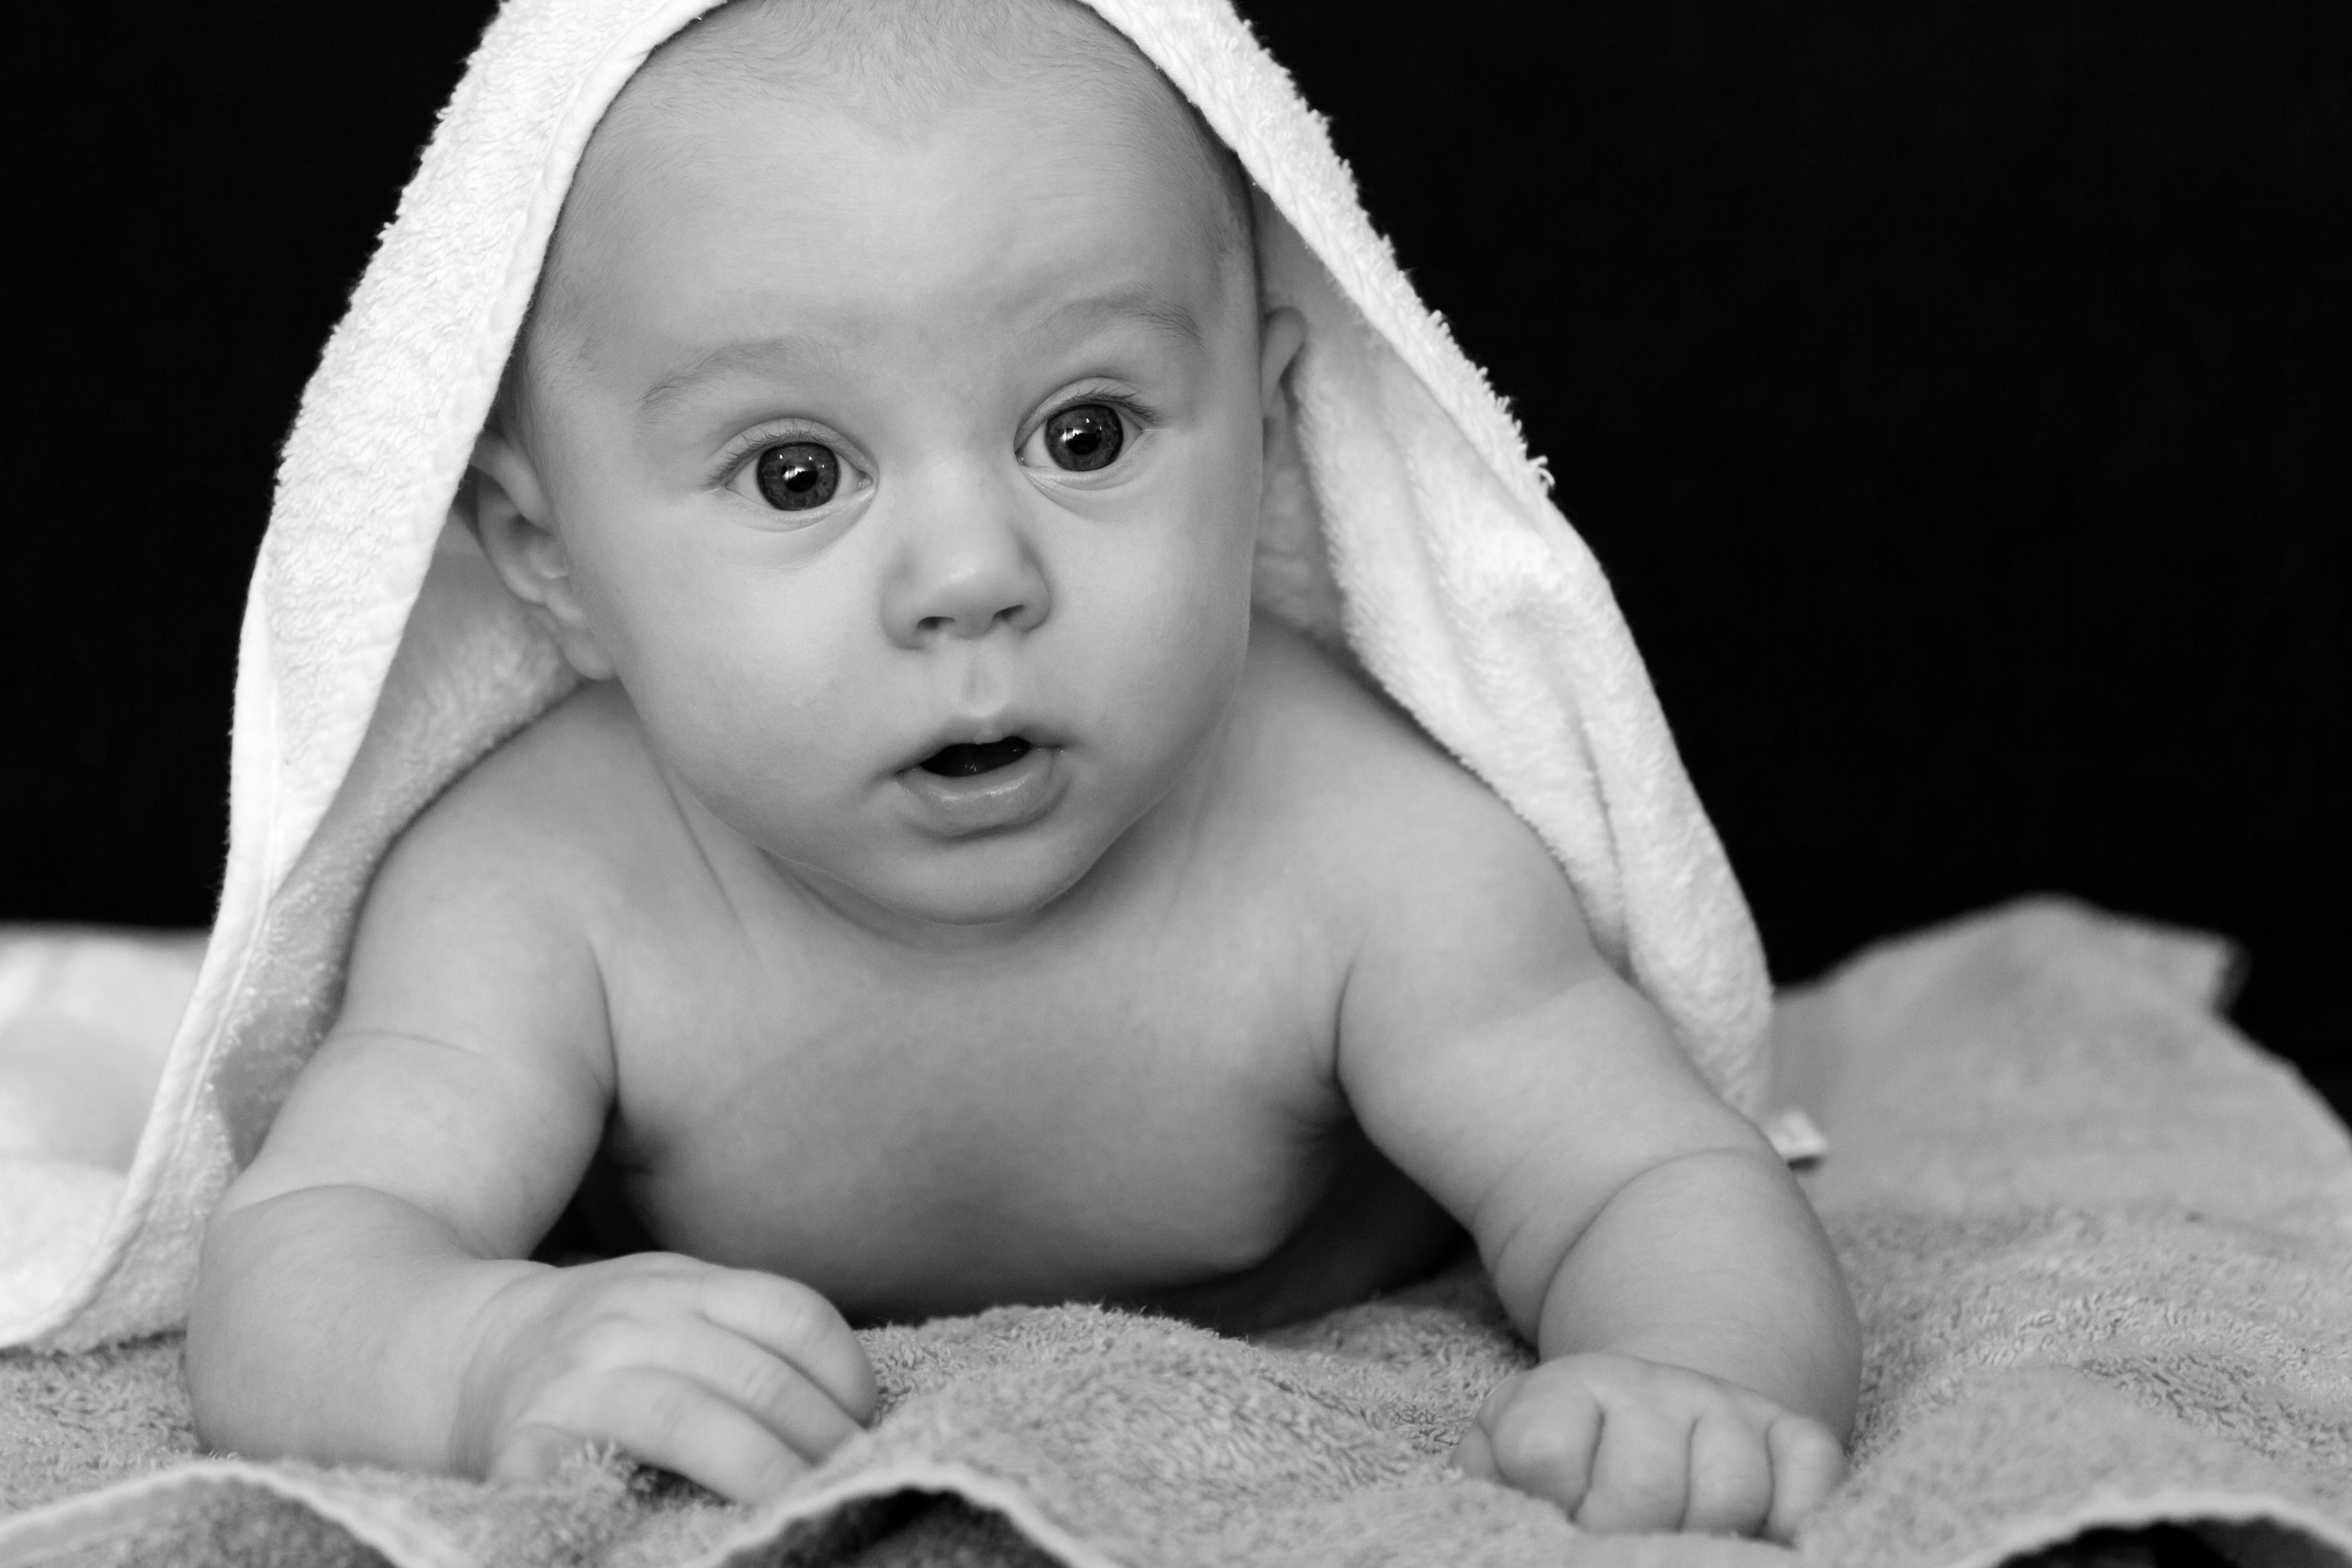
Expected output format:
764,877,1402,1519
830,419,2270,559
919,737,1034,778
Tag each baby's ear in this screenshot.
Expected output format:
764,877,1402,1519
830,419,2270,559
469,431,617,681
1258,306,1306,417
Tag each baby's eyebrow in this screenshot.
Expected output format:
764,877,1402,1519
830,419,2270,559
1043,290,1208,357
634,291,1207,425
636,337,830,425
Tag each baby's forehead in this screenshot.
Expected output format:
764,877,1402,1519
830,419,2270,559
516,0,1252,405
643,0,1142,121
594,0,1235,202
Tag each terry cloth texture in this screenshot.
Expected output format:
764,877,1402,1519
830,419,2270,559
4,901,2350,1568
1,0,1771,1356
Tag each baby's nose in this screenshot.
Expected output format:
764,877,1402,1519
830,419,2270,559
881,503,1051,646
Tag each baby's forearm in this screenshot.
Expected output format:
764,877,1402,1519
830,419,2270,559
1538,1146,1860,1434
187,1184,544,1468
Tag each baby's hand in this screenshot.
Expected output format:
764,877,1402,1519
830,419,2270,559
452,1254,877,1503
1451,1354,1846,1540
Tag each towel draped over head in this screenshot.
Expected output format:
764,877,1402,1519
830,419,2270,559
3,0,1770,1352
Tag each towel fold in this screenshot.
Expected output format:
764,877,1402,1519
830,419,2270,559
4,903,2346,1567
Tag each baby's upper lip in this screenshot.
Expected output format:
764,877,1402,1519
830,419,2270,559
896,714,1061,774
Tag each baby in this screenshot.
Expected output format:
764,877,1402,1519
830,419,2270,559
186,0,1861,1539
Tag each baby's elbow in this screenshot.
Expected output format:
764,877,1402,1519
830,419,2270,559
184,1304,251,1457
185,1180,365,1453
1813,1258,1866,1439
184,1198,278,1453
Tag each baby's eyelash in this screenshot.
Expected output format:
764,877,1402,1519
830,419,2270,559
711,426,837,486
706,392,1158,487
1048,390,1155,429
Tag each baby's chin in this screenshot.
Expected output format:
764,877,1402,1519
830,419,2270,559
768,823,1120,944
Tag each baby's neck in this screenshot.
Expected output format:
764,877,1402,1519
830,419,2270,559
766,849,1113,958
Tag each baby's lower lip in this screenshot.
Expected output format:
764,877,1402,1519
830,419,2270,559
895,742,1061,834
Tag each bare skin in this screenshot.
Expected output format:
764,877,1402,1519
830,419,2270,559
186,0,1859,1538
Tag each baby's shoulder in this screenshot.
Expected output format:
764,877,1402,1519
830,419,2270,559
1223,619,1576,931
1221,624,1608,1052
332,683,676,1073
371,680,672,922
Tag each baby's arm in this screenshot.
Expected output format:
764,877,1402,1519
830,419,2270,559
1336,794,1859,1538
185,765,872,1499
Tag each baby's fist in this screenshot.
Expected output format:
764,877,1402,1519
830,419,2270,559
1451,1354,1845,1540
454,1254,876,1504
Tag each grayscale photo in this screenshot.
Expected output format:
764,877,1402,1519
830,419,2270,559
2,2,2342,1565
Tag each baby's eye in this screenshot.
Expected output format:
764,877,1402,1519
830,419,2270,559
1036,403,1126,473
753,441,841,511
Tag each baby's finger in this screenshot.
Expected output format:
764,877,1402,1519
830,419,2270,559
662,1322,867,1464
1479,1369,1601,1518
1681,1406,1774,1536
697,1270,878,1424
1456,1366,1530,1480
1763,1414,1849,1544
487,1421,599,1486
560,1366,812,1504
1576,1403,1693,1535
1448,1416,1502,1482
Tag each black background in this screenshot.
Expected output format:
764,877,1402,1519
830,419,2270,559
6,3,2344,1107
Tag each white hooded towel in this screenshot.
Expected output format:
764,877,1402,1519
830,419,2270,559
0,0,1771,1352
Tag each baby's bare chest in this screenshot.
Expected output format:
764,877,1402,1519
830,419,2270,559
592,895,1356,1322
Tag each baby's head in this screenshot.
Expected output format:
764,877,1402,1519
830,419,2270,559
471,0,1303,934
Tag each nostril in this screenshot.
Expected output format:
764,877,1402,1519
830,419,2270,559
914,604,1030,638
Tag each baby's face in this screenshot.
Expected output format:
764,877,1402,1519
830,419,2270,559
482,45,1290,933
